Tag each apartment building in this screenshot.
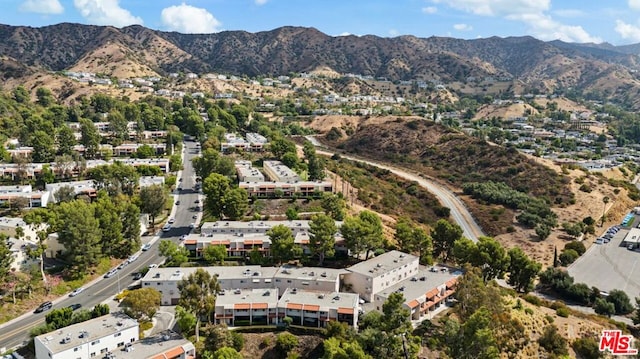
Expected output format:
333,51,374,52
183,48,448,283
239,180,333,197
220,133,249,152
46,180,97,203
0,185,50,208
142,265,344,306
182,231,348,258
34,313,139,359
343,250,420,302
215,288,279,326
235,161,265,182
0,216,43,242
8,238,40,272
245,133,268,151
262,161,300,183
200,220,323,236
112,144,166,157
278,288,359,328
139,176,165,188
372,267,460,321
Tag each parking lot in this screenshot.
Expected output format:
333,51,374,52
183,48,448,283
569,222,640,300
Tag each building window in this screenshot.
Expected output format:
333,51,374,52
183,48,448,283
100,348,108,354
114,333,121,337
117,342,124,347
91,353,96,357
131,338,135,343
287,280,292,283
74,348,79,352
91,340,100,345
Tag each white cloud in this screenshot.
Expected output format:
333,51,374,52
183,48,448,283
20,0,64,14
73,0,143,27
453,23,473,31
615,20,640,42
431,0,600,43
255,0,268,5
552,9,584,18
389,29,399,36
161,3,221,34
630,0,640,11
337,32,352,36
422,6,437,14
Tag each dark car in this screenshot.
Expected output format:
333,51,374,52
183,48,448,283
133,272,143,280
34,301,53,313
67,303,82,311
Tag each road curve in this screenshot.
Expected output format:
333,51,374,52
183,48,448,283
305,136,485,242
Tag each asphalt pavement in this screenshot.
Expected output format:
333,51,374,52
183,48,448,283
0,139,202,351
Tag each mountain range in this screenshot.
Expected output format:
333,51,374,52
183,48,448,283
2,23,640,105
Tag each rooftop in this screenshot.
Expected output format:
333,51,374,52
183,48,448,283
375,266,461,306
279,288,359,311
144,266,280,283
112,330,194,359
0,216,28,228
35,312,138,354
275,265,346,283
347,250,419,278
216,288,279,309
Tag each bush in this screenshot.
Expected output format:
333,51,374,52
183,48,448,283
545,315,555,324
556,307,570,318
559,249,579,266
607,289,634,315
538,325,569,356
549,301,566,310
230,331,245,351
572,337,601,359
276,332,298,354
564,241,586,256
524,308,534,315
594,298,615,317
522,294,542,306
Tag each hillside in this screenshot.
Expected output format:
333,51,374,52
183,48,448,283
3,23,640,106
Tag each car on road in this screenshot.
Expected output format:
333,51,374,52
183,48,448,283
194,199,200,204
177,187,183,191
142,243,151,251
180,234,187,240
168,218,175,224
189,223,195,229
69,287,84,297
175,200,181,205
117,262,127,270
104,269,118,278
34,301,53,313
67,303,82,311
148,264,158,268
629,244,635,251
128,254,139,263
162,224,171,232
133,272,143,280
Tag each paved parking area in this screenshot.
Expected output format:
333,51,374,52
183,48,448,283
569,227,640,299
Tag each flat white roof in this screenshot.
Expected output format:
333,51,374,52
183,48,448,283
347,250,419,278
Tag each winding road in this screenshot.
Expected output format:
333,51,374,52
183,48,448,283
305,136,485,242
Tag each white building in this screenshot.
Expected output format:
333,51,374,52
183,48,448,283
45,180,97,203
116,330,195,359
34,313,139,359
7,238,40,272
0,185,50,208
262,161,300,183
0,216,43,242
343,250,420,302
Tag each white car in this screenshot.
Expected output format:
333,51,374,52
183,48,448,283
189,223,195,229
162,224,171,232
104,269,118,278
180,234,187,241
141,243,152,251
128,254,139,263
168,218,175,224
148,264,158,269
69,287,84,297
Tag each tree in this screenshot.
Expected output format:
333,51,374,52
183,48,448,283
211,347,243,359
572,337,602,359
559,249,579,266
91,303,110,318
538,325,569,357
178,268,220,342
159,240,190,267
268,224,300,264
79,119,101,159
55,200,102,278
108,110,129,146
303,141,325,181
507,247,541,293
203,173,231,218
601,196,610,227
594,298,615,317
94,192,123,257
175,305,197,335
122,288,161,321
192,148,235,179
285,207,299,220
270,138,297,159
36,87,55,107
535,224,551,241
119,203,141,257
341,211,384,259
89,162,140,196
13,85,30,103
203,245,227,265
139,184,168,227
45,307,74,330
322,337,370,359
321,193,346,221
443,308,500,359
54,185,76,203
564,241,586,256
31,130,55,163
431,219,463,261
0,235,12,284
276,332,298,354
472,236,509,282
222,188,249,220
309,213,337,265
606,289,633,314
135,144,156,159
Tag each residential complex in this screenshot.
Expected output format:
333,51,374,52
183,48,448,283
220,133,268,152
0,184,50,208
141,251,460,328
234,160,333,197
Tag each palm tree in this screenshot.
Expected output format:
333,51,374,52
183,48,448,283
602,196,610,227
177,268,220,342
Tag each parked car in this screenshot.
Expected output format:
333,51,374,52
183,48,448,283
34,301,53,313
104,269,118,278
168,218,175,224
148,264,158,269
595,238,604,244
141,243,152,251
175,200,181,205
629,244,635,250
117,262,127,270
189,223,195,229
180,234,187,241
133,272,143,280
162,224,171,232
69,287,84,297
128,254,139,263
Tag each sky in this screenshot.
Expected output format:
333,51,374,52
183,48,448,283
4,0,640,45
